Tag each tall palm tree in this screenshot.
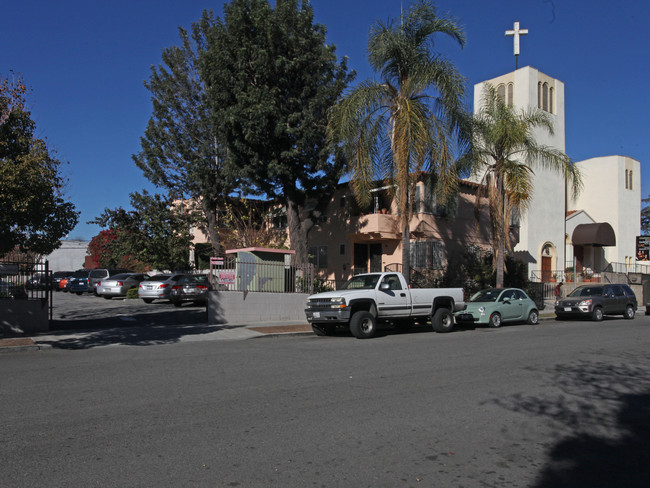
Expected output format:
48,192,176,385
466,83,582,288
327,0,467,282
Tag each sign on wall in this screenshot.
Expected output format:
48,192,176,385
636,236,650,261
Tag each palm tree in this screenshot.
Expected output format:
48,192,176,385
327,0,467,282
466,84,582,288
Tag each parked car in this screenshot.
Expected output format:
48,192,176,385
25,273,49,290
170,274,212,307
138,274,185,303
51,271,73,290
555,284,637,321
67,270,92,295
88,268,132,295
455,288,539,328
97,273,149,299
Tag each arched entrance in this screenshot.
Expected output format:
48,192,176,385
540,243,555,282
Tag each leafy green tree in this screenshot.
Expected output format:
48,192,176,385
0,74,79,255
201,0,353,264
134,15,233,258
327,0,468,282
464,83,582,288
90,191,193,271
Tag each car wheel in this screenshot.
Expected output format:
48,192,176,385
350,311,377,339
143,298,154,304
488,312,502,328
624,304,635,320
527,309,539,325
75,292,82,296
173,301,182,308
431,308,454,333
592,306,603,322
311,323,335,336
103,296,111,300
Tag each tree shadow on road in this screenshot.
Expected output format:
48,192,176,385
484,356,650,487
41,305,244,349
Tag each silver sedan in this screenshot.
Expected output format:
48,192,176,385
97,273,149,299
138,274,185,303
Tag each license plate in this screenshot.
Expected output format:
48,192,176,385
564,307,572,312
146,286,152,290
313,312,321,318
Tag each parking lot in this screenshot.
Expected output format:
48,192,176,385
51,290,208,331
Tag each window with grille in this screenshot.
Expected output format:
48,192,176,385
410,240,445,269
309,246,328,268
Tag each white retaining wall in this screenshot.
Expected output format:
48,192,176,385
207,291,309,325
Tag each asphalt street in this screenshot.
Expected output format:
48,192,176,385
2,310,649,487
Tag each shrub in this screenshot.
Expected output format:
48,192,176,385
126,288,139,299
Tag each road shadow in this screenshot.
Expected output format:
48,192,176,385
40,301,235,349
483,357,650,487
38,322,247,350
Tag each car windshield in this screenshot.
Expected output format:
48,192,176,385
568,286,604,297
146,275,170,282
340,274,381,290
187,275,209,283
469,289,501,302
71,270,89,278
90,270,107,278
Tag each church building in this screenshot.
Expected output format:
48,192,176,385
473,66,641,281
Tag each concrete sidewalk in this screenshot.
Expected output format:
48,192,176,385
1,309,645,351
0,320,314,352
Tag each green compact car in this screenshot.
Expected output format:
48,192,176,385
455,288,539,328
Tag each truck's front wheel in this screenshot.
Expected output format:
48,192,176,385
431,307,454,333
350,311,377,339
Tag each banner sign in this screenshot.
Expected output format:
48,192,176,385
636,236,650,261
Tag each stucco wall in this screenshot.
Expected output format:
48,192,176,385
572,156,641,265
207,291,308,325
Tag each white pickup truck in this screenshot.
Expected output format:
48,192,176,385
305,272,466,338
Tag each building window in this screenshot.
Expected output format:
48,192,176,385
339,244,345,256
537,82,542,109
410,240,445,269
497,83,506,103
506,83,513,107
309,246,328,268
414,185,422,213
549,87,554,113
542,82,549,112
630,170,632,190
625,169,629,189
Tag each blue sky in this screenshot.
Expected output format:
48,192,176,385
2,0,648,241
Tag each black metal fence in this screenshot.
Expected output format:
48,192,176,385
0,260,52,322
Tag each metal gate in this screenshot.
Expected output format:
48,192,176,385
0,259,53,325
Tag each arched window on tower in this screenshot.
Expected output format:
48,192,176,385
625,169,629,189
538,82,542,109
497,83,506,103
507,83,513,106
549,87,554,114
630,170,633,190
542,82,549,112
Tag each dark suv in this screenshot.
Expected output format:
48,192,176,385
555,284,637,321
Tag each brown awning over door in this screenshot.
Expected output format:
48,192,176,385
572,223,616,246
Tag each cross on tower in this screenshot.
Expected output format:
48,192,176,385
505,21,528,69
